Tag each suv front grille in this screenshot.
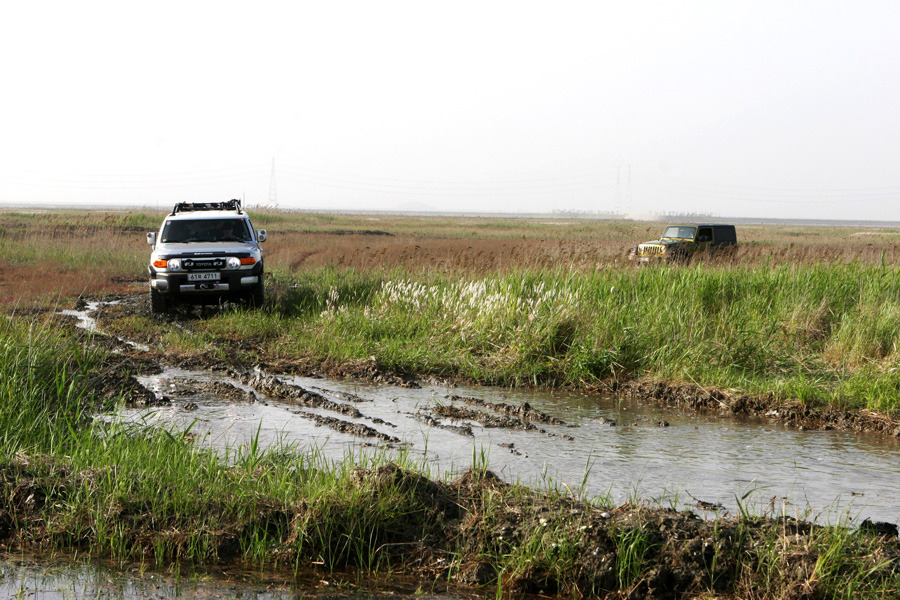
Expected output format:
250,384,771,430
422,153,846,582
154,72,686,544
639,245,664,256
183,257,226,270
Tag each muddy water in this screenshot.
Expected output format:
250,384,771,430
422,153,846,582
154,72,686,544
111,367,900,526
0,557,468,599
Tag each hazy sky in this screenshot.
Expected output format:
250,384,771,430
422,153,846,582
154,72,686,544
2,1,899,220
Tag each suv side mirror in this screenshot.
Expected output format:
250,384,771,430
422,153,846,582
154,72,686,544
257,229,267,242
147,232,156,246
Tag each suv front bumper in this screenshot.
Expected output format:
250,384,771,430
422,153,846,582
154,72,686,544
148,263,263,295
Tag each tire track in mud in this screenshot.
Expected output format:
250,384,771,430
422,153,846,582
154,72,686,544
150,371,577,446
141,371,405,443
69,298,577,448
240,374,403,442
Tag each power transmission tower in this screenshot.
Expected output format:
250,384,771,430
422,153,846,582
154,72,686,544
626,164,633,215
615,166,622,215
268,157,278,208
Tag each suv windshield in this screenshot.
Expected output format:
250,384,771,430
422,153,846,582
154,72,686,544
662,226,697,240
161,219,251,243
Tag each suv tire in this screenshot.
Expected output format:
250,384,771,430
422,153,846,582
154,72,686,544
248,280,265,308
150,288,169,315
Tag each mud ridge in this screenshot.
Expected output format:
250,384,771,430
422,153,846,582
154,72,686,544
411,412,475,437
621,379,900,437
429,404,574,440
240,372,363,418
432,405,538,430
292,411,400,443
446,394,568,425
87,358,166,407
310,386,373,403
178,380,258,403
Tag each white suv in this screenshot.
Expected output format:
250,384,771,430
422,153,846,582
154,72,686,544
146,200,267,314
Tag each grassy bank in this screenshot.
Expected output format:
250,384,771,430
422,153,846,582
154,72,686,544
1,314,898,599
105,263,900,415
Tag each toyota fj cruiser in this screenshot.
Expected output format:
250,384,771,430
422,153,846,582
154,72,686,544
147,200,267,313
628,224,736,263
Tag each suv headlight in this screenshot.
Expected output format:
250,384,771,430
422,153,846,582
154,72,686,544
226,257,241,270
167,258,182,271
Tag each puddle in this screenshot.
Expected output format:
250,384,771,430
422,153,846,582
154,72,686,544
63,301,900,526
60,300,151,352
104,367,900,526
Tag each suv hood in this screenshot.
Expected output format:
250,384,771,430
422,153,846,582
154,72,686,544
154,241,258,255
639,239,682,247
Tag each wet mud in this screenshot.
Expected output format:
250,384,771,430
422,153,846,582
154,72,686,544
293,411,401,443
48,295,900,519
411,413,475,437
428,403,575,442
239,372,366,418
446,395,569,425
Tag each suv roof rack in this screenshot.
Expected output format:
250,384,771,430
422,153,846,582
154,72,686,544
171,199,243,214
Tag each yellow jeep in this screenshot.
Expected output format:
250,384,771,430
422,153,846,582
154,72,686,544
627,224,737,263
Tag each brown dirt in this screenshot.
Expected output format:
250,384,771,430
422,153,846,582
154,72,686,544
190,380,258,403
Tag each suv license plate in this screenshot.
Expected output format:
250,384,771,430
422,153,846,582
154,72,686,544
188,272,220,282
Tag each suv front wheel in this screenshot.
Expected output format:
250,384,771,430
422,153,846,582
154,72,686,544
150,288,169,315
248,280,265,308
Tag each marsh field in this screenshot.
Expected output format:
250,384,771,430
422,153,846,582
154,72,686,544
1,208,899,599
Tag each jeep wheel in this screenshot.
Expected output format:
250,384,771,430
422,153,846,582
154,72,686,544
150,288,169,314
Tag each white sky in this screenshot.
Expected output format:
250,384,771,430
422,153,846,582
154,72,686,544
1,1,899,220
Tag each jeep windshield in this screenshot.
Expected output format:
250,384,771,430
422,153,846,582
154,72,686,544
161,219,251,243
661,226,697,241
